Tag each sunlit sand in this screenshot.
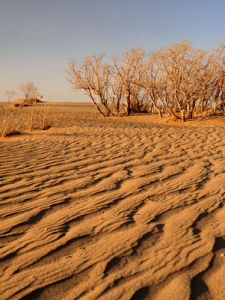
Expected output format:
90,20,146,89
0,103,225,299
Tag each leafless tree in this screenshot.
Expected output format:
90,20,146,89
137,52,164,117
66,40,224,120
144,41,225,121
66,54,114,117
18,82,39,105
113,48,146,115
4,90,17,103
208,42,225,113
110,73,124,115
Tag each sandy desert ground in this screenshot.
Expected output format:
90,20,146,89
0,103,225,300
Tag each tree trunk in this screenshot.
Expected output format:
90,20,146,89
181,110,185,122
149,95,162,118
88,91,107,117
126,94,131,116
116,99,121,115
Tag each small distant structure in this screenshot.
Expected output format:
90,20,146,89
11,99,26,108
30,95,44,105
11,96,44,108
28,98,37,105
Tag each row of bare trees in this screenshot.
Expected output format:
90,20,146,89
66,41,224,120
4,82,42,105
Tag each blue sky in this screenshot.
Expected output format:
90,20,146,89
0,0,224,102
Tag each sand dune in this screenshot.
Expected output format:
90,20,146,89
0,108,225,300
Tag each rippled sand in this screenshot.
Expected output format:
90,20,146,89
0,104,225,300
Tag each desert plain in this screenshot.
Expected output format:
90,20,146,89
0,103,225,300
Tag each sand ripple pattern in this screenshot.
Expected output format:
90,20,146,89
0,119,225,300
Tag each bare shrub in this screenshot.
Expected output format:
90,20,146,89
138,40,225,121
66,49,147,116
112,48,146,115
67,40,224,121
24,106,55,131
0,109,23,138
35,107,55,130
4,90,17,103
24,107,38,132
0,106,55,138
18,82,40,105
66,55,113,117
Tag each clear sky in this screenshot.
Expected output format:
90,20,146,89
0,0,224,102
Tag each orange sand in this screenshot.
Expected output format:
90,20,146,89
0,104,225,299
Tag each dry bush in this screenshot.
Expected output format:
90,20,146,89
0,109,23,138
148,41,225,121
24,106,56,131
67,40,224,121
0,106,56,138
4,90,17,103
112,48,146,115
66,49,147,117
66,55,113,117
18,82,39,105
35,107,56,130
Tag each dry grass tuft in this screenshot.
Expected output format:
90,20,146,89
0,105,57,138
25,107,57,132
0,109,23,138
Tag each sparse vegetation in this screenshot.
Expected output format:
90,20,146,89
66,40,225,121
0,109,23,137
18,82,39,105
0,105,56,138
2,82,43,108
4,90,17,103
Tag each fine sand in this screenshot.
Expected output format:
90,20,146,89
0,103,225,300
